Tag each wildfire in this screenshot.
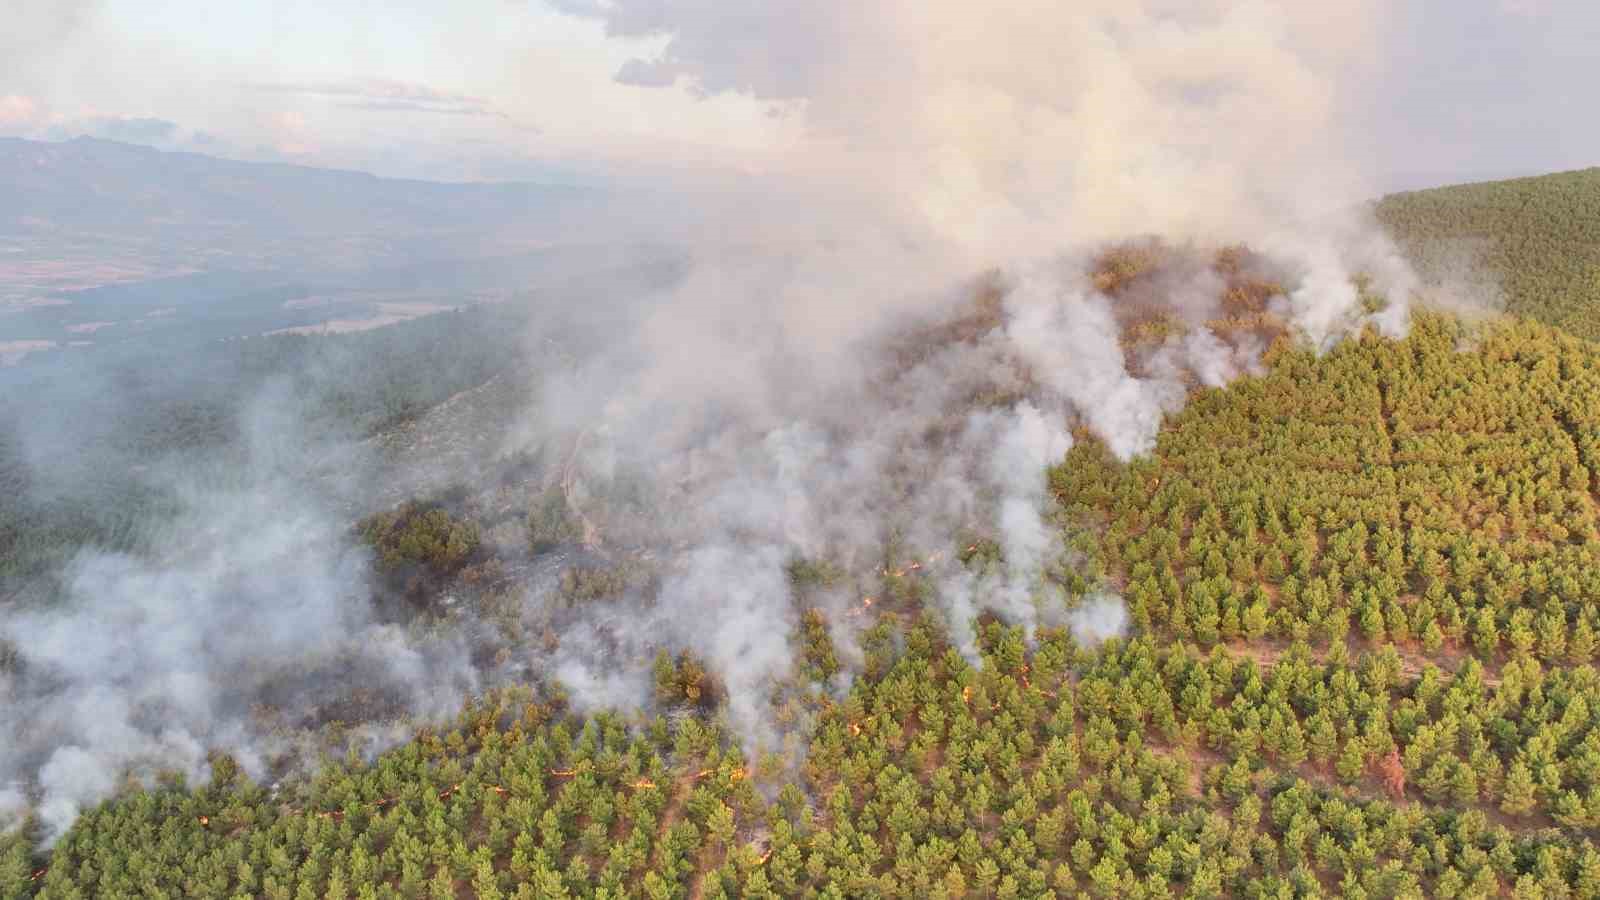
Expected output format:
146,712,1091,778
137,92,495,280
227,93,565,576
632,779,658,790
870,548,961,580
198,815,209,827
730,767,748,782
962,685,972,705
758,848,774,864
486,785,508,796
1379,748,1406,800
30,868,47,882
550,769,576,778
693,769,713,779
848,721,862,737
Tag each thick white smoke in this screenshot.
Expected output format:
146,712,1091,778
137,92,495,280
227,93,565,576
557,1,1389,253
0,394,482,841
528,0,1418,756
521,241,1405,758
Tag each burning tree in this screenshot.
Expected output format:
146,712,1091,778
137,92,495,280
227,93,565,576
1378,748,1406,800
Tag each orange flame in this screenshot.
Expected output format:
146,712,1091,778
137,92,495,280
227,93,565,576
693,769,713,779
730,767,748,781
632,779,657,790
198,815,209,826
962,686,972,704
848,721,862,737
30,868,47,882
758,848,773,864
486,785,507,796
550,769,576,778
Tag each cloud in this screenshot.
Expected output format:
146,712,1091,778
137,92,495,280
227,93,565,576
266,110,318,157
550,0,1391,261
83,116,179,144
0,0,102,80
0,95,40,131
251,78,506,118
546,0,836,101
615,58,684,88
339,99,498,117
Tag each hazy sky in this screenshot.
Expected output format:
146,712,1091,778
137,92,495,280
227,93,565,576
2,0,1595,190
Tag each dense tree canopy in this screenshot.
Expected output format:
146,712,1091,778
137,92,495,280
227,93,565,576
14,306,1600,898
1376,167,1600,339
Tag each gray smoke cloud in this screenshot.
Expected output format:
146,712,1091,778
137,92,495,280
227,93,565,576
0,388,482,842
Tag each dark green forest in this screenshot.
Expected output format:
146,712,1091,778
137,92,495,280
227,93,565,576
1376,167,1600,339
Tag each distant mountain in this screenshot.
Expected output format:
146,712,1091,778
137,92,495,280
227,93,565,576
0,135,593,235
0,137,605,304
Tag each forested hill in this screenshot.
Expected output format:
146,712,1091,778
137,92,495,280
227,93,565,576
1376,166,1600,339
14,310,1600,898
10,168,1600,897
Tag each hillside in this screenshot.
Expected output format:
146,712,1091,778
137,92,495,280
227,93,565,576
13,309,1600,897
10,171,1600,897
1376,167,1600,339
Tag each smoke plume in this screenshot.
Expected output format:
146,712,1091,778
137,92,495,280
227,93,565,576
0,0,1427,839
524,0,1417,754
0,389,481,841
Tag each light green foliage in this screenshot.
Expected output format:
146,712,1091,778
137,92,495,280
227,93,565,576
24,298,1600,896
360,500,481,577
1055,312,1600,671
